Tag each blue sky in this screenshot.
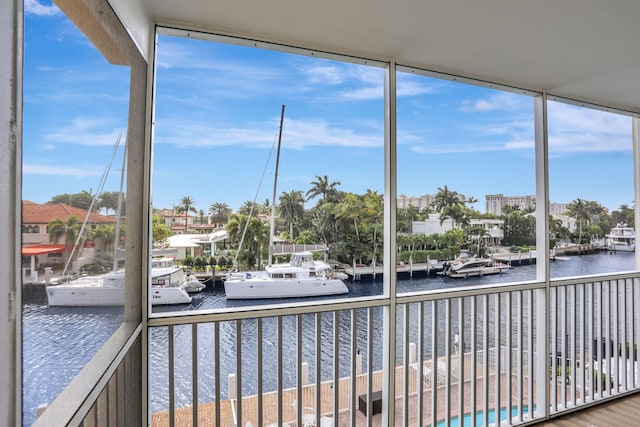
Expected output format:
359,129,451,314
23,1,635,214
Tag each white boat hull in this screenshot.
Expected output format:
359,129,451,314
446,266,505,278
47,284,192,306
608,243,635,252
46,284,124,306
150,286,193,305
224,277,349,299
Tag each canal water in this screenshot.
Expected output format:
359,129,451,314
22,252,636,425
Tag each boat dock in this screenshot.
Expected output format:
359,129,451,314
343,262,439,280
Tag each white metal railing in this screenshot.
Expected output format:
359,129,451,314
548,276,640,413
145,273,640,427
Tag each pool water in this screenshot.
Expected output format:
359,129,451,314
434,405,534,427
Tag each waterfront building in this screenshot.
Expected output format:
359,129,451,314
412,215,504,246
156,208,197,234
4,1,640,427
21,200,116,276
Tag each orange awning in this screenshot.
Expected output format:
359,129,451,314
21,244,66,256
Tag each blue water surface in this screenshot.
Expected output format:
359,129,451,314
22,252,634,425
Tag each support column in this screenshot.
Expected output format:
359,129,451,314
382,60,397,427
632,117,640,269
534,93,550,417
0,0,22,425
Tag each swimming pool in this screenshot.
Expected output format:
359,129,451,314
432,405,534,427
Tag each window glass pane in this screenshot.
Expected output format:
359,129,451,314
151,31,385,312
548,101,634,278
22,5,129,425
396,70,536,292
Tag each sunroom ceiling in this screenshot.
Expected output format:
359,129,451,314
118,0,640,113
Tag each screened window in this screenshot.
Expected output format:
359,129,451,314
22,4,130,425
151,29,385,312
396,68,536,292
547,100,635,278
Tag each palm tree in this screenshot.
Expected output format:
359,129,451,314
278,190,305,239
176,196,196,232
197,209,207,225
433,185,463,228
48,215,81,270
238,200,261,216
306,175,341,205
363,189,383,266
310,202,336,244
566,198,591,243
209,202,231,228
549,215,564,240
226,214,269,268
335,193,365,242
90,224,115,252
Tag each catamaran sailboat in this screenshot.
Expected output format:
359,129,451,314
223,106,349,299
224,250,349,299
47,256,195,306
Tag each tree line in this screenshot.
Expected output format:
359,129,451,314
43,182,635,271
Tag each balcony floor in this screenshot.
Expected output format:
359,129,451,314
537,393,640,426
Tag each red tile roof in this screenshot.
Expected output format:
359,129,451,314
22,201,116,225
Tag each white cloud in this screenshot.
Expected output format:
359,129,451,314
340,86,384,100
25,0,60,16
23,164,101,178
304,64,345,85
411,141,522,155
44,116,126,146
547,101,632,154
155,116,381,149
459,92,528,112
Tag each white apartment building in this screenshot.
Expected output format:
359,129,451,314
550,202,569,214
412,214,504,246
398,193,466,211
485,194,537,216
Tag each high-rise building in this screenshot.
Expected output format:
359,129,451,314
398,193,466,211
485,194,536,216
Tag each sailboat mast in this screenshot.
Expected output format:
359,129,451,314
269,104,286,266
113,142,126,271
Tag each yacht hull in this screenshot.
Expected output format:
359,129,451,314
224,277,348,299
46,282,124,306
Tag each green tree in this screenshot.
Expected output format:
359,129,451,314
610,203,634,228
226,214,269,268
49,191,94,210
306,175,341,206
238,200,261,216
278,190,305,239
48,215,81,269
335,193,365,242
197,209,207,225
209,202,232,228
152,215,172,246
98,191,122,215
310,202,337,244
433,185,463,228
363,189,384,266
176,196,196,232
566,198,591,243
90,224,115,252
